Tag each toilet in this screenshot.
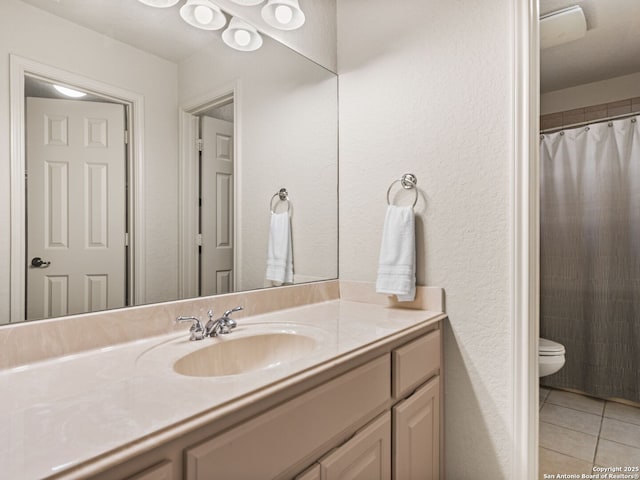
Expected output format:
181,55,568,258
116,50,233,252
539,338,565,377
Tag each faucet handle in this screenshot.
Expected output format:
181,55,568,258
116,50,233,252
219,306,243,333
223,306,243,317
176,316,205,341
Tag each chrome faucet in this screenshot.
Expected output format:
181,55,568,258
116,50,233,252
205,306,243,337
175,316,205,341
176,306,243,340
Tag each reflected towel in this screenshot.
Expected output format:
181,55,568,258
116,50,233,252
266,212,293,285
376,205,416,301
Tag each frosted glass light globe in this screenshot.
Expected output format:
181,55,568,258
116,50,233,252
274,5,293,25
234,29,251,47
194,5,214,24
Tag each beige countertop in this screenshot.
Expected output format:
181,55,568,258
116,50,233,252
0,298,444,480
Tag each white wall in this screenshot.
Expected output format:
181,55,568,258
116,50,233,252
337,0,514,477
178,37,338,291
0,0,180,322
541,71,640,114
213,0,337,72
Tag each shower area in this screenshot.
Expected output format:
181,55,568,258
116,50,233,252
539,112,640,403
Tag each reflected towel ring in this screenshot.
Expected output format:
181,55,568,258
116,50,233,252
270,187,291,214
386,173,418,208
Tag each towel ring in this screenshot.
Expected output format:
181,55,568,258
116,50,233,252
270,188,291,214
386,173,418,208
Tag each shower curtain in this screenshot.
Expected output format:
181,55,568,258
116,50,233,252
540,115,640,402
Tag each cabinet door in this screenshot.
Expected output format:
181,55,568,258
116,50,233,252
296,464,321,480
393,376,440,480
319,412,390,480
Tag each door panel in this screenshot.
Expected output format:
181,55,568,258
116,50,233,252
320,412,391,480
26,97,126,320
393,377,440,480
200,116,234,295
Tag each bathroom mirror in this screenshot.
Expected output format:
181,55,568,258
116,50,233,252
0,0,338,324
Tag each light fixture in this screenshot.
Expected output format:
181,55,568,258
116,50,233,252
261,0,305,30
138,0,272,52
222,17,263,51
53,85,87,98
137,0,180,7
228,0,264,6
180,0,226,30
540,6,587,49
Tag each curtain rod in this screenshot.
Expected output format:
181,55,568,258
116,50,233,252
540,110,639,135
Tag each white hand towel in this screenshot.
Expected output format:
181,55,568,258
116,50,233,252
266,212,293,285
376,205,416,302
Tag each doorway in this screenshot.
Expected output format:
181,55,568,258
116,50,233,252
178,89,238,299
537,0,640,476
9,55,145,323
198,102,235,296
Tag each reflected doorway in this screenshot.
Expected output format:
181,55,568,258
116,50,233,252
178,91,237,299
24,77,131,321
197,100,235,296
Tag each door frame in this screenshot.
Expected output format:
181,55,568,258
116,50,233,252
178,81,241,298
512,0,539,478
9,55,146,323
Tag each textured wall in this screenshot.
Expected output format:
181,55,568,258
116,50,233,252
0,0,179,322
541,71,640,115
337,0,514,477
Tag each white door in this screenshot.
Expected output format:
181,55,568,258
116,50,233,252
26,97,127,320
200,116,234,295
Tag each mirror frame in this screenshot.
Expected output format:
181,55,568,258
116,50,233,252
9,54,148,323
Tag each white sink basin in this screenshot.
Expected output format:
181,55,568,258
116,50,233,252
173,332,317,377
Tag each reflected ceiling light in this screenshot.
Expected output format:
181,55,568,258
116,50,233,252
261,0,305,30
228,0,264,5
540,5,587,49
222,17,263,51
53,85,87,98
180,0,226,30
137,0,180,7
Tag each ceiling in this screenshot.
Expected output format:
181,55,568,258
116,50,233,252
540,0,640,93
20,0,226,63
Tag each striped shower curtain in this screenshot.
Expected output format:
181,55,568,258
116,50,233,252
540,115,640,402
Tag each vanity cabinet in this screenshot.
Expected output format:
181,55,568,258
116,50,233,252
88,324,442,480
291,329,441,480
183,329,441,480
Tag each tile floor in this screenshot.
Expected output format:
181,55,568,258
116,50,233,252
539,387,640,479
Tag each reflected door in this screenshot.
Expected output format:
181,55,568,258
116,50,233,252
200,116,234,295
26,97,127,320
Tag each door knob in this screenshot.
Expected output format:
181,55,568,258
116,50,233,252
31,257,51,268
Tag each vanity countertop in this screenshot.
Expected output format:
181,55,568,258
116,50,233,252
0,299,445,480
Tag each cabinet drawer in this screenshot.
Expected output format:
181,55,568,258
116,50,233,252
392,330,440,399
185,355,390,480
